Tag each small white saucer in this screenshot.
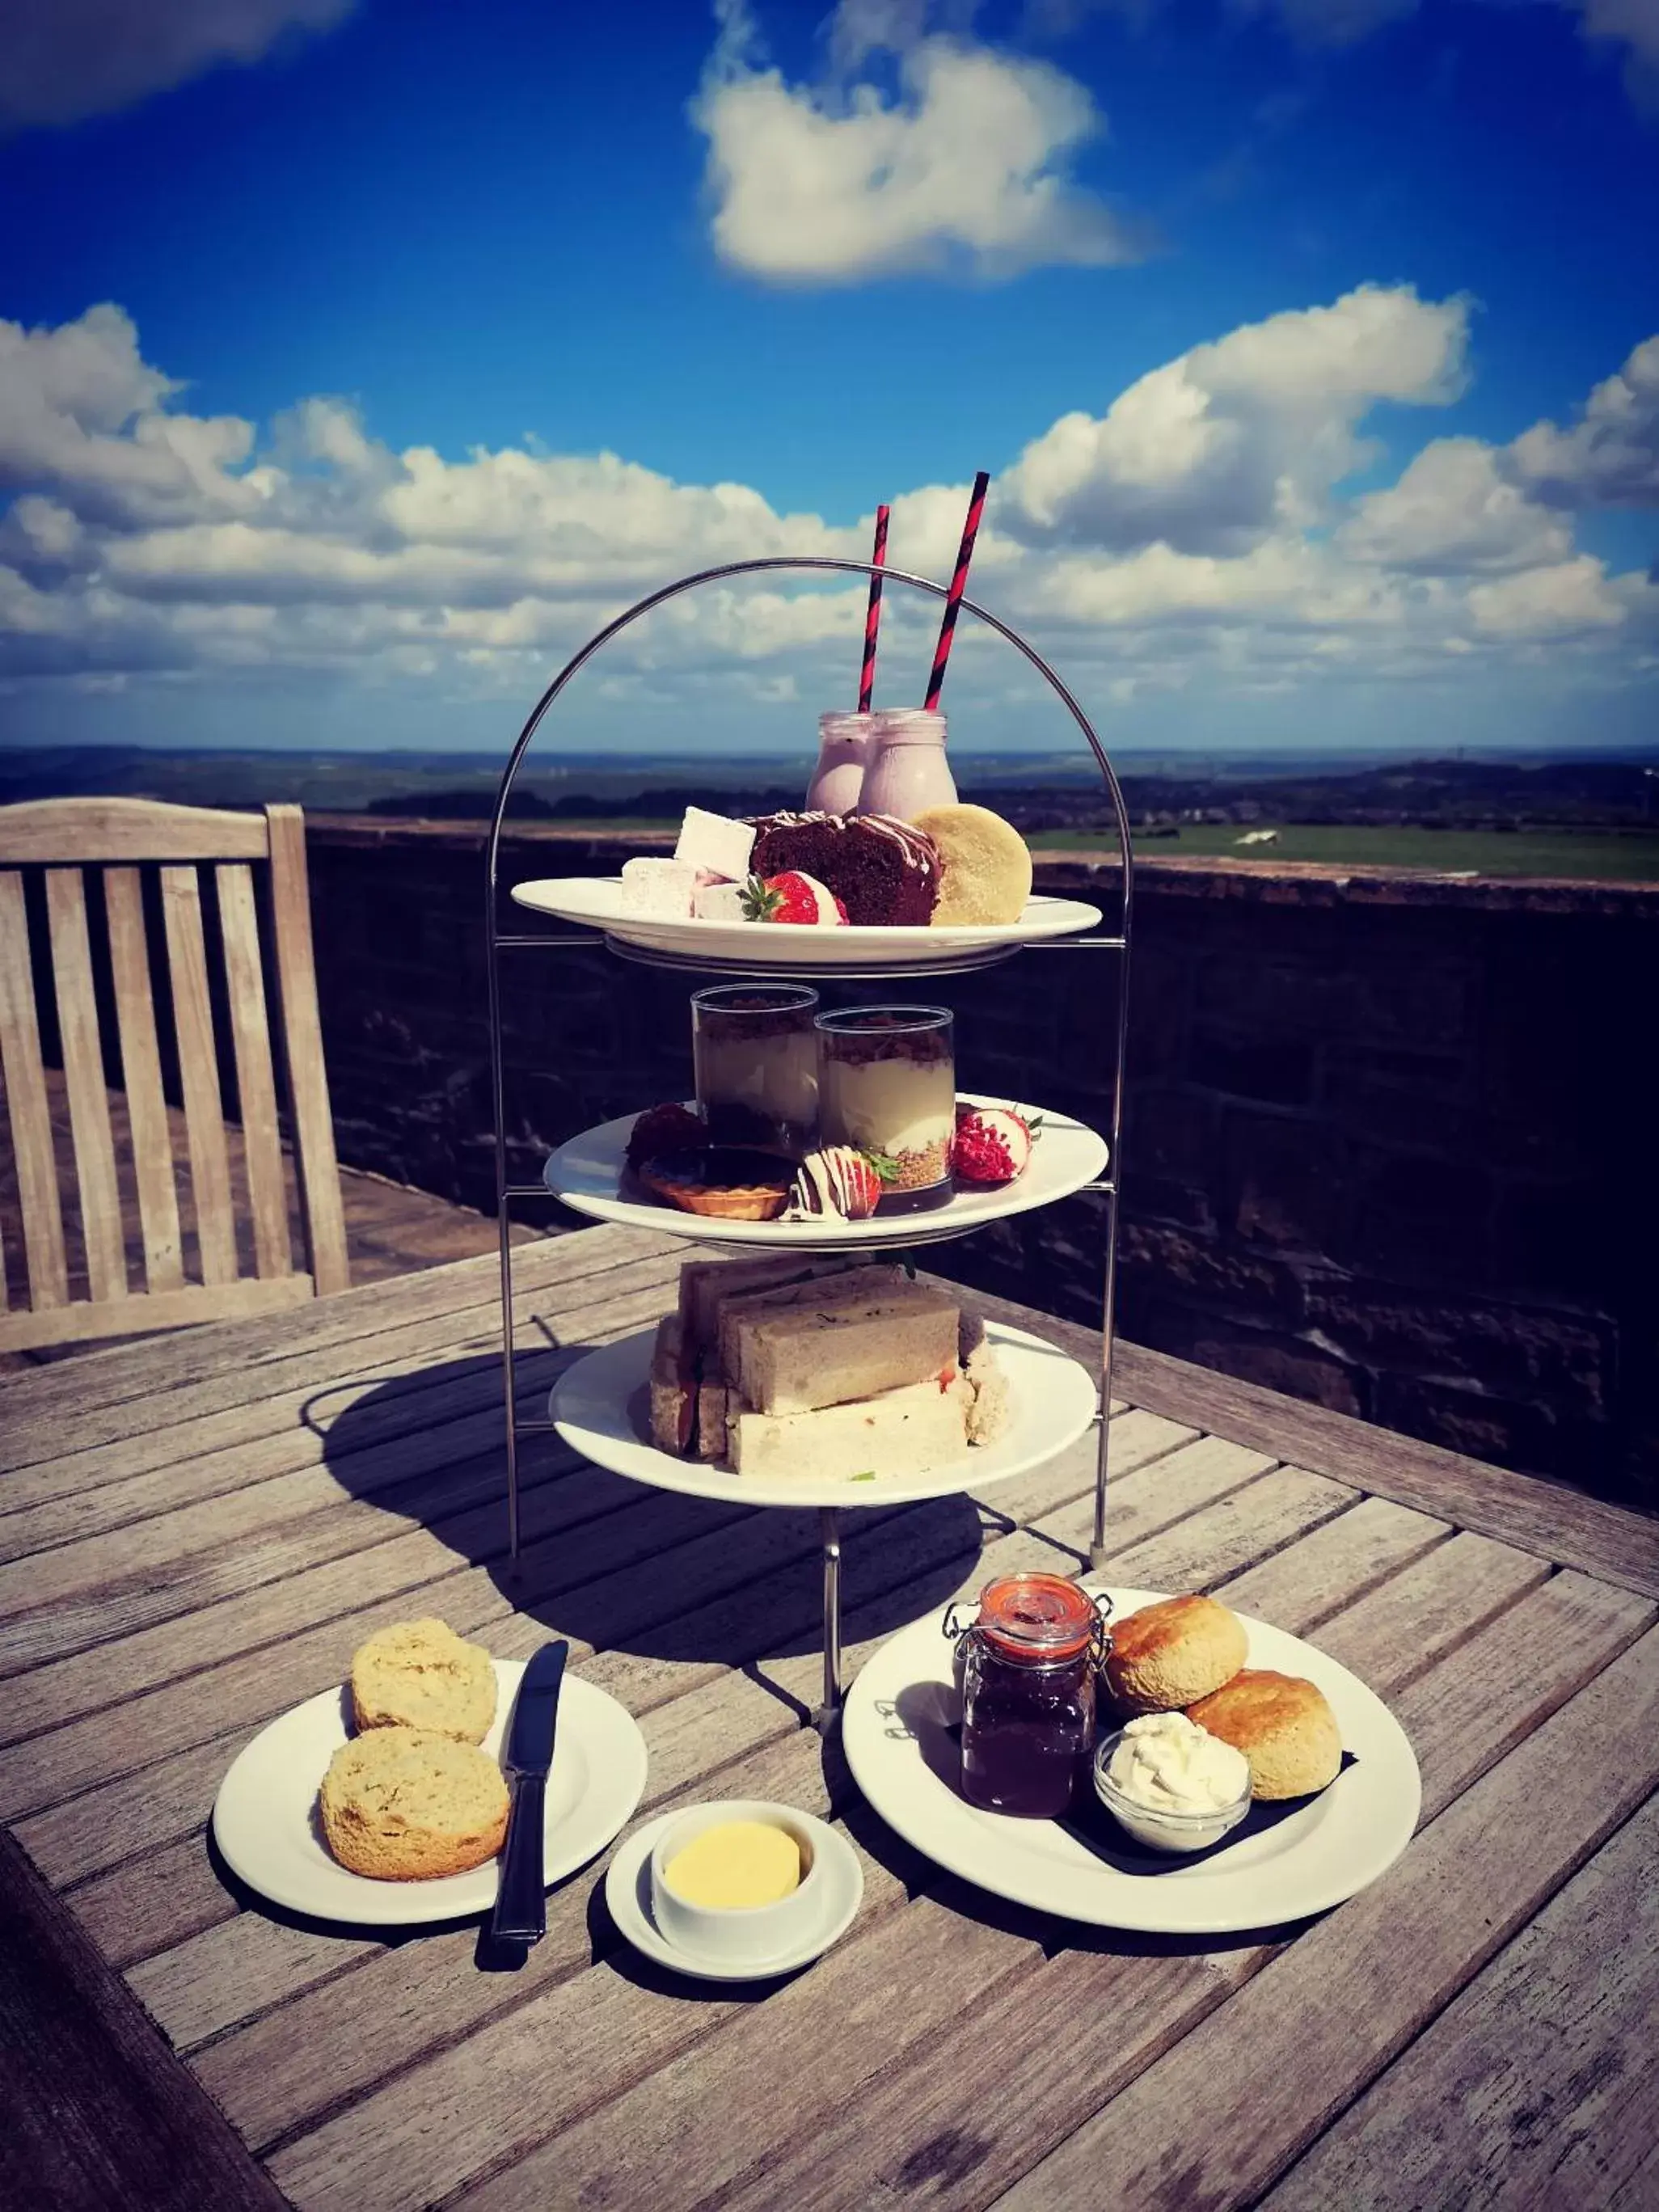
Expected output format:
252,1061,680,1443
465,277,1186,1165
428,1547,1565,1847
604,1808,863,1983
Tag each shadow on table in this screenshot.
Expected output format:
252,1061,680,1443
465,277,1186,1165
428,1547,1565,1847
312,1336,989,1690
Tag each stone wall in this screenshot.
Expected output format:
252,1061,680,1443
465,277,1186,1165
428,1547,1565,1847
303,817,1657,1509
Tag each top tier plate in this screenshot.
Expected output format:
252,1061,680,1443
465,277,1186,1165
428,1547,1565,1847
510,878,1107,978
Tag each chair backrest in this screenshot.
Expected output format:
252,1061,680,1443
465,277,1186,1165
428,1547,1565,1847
0,797,349,1351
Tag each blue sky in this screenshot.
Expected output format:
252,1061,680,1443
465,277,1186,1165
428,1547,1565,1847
1,0,1656,756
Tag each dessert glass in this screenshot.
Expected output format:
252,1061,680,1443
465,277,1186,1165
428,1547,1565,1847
692,985,820,1157
814,1005,955,1213
1091,1727,1252,1854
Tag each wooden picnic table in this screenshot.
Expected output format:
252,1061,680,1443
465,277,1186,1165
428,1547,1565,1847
2,1220,1656,2211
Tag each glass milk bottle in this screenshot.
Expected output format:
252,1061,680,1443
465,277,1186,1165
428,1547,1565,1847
857,708,957,821
805,711,876,813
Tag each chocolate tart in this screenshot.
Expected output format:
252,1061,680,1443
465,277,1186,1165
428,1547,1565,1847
635,1146,793,1222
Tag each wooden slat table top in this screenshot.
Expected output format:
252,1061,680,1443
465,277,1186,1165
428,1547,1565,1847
1,1220,1655,2212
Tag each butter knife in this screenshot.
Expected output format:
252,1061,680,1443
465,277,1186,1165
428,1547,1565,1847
488,1640,568,1945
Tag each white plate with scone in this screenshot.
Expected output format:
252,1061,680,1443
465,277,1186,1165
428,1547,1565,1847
842,1586,1420,1934
213,1652,648,1927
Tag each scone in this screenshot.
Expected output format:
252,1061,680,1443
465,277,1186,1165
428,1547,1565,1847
910,804,1032,927
1103,1594,1249,1716
350,1619,497,1744
1187,1670,1343,1800
319,1727,509,1880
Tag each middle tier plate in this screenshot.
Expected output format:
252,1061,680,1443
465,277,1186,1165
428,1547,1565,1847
542,1093,1110,1252
550,1317,1100,1512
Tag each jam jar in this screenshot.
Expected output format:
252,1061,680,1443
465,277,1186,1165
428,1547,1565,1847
958,1573,1104,1818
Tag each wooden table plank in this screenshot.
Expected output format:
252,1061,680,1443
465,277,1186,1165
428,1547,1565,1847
0,1237,684,1517
0,1826,288,2212
1108,1336,1659,1602
990,1624,1659,2212
0,1221,678,1454
0,1262,682,1566
1262,1791,1659,2212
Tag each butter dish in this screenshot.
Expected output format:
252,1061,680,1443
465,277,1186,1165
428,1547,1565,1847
606,1804,863,1983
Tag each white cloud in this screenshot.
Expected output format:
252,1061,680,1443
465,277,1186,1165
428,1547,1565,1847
692,2,1139,281
1000,284,1470,554
0,304,264,527
1467,555,1626,635
0,0,357,132
1339,437,1574,572
1,294,1655,730
1508,334,1659,507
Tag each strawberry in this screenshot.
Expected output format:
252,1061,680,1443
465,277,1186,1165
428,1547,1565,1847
624,1101,705,1168
952,1104,1033,1185
791,1146,890,1220
739,871,845,926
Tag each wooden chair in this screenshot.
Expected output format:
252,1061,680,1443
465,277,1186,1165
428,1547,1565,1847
0,798,349,1351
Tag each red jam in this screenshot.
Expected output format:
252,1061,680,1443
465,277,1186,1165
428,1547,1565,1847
959,1573,1100,1818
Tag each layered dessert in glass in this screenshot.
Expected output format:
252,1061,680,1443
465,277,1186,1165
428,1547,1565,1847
814,1006,955,1213
691,985,820,1156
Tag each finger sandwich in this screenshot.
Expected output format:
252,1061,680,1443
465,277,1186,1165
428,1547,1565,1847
645,1254,1011,1481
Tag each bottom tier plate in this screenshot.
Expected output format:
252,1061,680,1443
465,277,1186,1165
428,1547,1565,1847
549,1318,1099,1513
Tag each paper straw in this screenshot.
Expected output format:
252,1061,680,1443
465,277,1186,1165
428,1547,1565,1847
857,504,890,712
923,470,990,711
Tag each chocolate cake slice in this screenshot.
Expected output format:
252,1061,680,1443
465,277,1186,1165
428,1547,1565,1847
745,812,939,926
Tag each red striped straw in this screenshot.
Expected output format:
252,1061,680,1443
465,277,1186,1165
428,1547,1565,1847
857,504,890,712
923,470,990,711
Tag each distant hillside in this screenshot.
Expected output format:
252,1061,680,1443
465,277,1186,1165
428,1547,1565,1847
2,742,1656,834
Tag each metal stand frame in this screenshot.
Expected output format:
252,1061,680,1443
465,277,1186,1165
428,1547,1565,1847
483,557,1133,1724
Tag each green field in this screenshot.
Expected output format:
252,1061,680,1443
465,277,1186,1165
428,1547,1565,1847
1028,824,1659,882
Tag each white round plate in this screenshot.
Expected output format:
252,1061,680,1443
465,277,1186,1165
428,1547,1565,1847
842,1588,1420,1935
543,1094,1108,1252
604,1808,863,1982
212,1661,648,1927
511,879,1104,977
550,1317,1098,1512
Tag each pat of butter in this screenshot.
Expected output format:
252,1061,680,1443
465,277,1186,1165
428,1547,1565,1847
664,1820,801,1909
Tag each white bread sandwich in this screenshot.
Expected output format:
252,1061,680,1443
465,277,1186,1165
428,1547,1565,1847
729,1374,973,1481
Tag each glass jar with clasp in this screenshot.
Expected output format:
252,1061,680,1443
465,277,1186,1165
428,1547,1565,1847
947,1574,1112,1818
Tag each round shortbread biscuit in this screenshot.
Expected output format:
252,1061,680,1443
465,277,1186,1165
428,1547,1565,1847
1187,1670,1343,1800
1103,1594,1249,1716
319,1726,509,1881
910,804,1032,927
350,1618,497,1745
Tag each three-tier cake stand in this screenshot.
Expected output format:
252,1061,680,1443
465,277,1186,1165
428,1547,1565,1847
482,557,1133,1724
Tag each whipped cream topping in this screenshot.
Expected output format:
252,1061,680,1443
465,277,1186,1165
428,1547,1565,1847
1106,1712,1249,1813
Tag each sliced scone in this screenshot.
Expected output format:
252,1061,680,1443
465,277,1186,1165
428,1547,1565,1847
319,1726,509,1881
350,1618,497,1744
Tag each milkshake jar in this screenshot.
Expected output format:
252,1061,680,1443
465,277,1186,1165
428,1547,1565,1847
805,711,876,813
856,709,957,821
